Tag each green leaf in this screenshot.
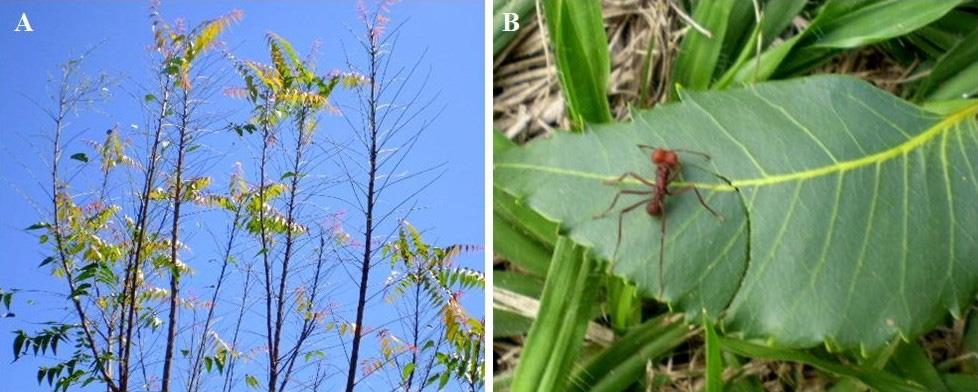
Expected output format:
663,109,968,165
39,256,55,267
493,309,533,338
916,26,978,102
730,0,964,81
719,337,926,392
438,371,450,389
540,0,613,126
494,129,516,155
25,222,50,231
70,153,88,163
758,0,807,48
493,270,545,337
245,374,259,388
963,309,978,373
808,0,965,49
493,212,551,277
494,75,978,350
888,341,949,392
705,319,723,392
777,0,964,76
510,236,600,391
401,362,416,381
13,330,26,359
672,0,736,91
943,374,978,392
568,315,688,392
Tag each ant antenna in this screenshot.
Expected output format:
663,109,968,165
670,148,711,160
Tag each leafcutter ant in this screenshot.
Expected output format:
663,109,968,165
594,145,723,294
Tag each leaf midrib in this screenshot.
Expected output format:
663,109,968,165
495,102,978,191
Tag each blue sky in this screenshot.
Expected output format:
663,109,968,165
0,1,484,390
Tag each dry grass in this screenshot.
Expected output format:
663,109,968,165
494,0,686,142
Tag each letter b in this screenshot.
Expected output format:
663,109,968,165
502,13,519,32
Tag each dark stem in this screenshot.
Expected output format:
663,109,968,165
345,29,380,392
404,277,421,391
272,106,309,391
49,68,120,392
189,208,242,392
258,97,278,392
119,75,172,392
161,85,191,392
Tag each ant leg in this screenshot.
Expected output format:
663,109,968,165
594,189,652,218
605,171,657,188
674,171,725,221
690,186,724,221
658,211,668,297
612,199,649,261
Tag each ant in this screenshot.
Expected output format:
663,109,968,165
594,145,723,294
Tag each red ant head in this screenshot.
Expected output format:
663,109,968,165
651,148,678,167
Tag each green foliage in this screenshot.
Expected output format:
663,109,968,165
540,0,613,126
245,374,259,388
153,8,243,89
568,315,688,392
722,0,967,86
11,325,100,392
719,337,926,392
241,183,306,236
913,26,978,102
496,75,978,350
672,0,737,91
385,223,485,390
69,153,88,163
229,33,364,133
510,237,599,392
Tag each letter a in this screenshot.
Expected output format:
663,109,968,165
503,13,519,32
14,13,33,32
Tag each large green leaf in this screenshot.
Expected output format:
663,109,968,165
494,75,978,350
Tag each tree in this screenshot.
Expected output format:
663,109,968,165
9,3,485,391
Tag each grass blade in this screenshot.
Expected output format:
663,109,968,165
569,314,689,392
758,0,807,47
808,0,965,49
889,342,950,392
705,319,723,392
510,236,600,391
541,0,613,126
718,337,927,392
916,27,978,101
493,212,551,277
672,0,736,91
